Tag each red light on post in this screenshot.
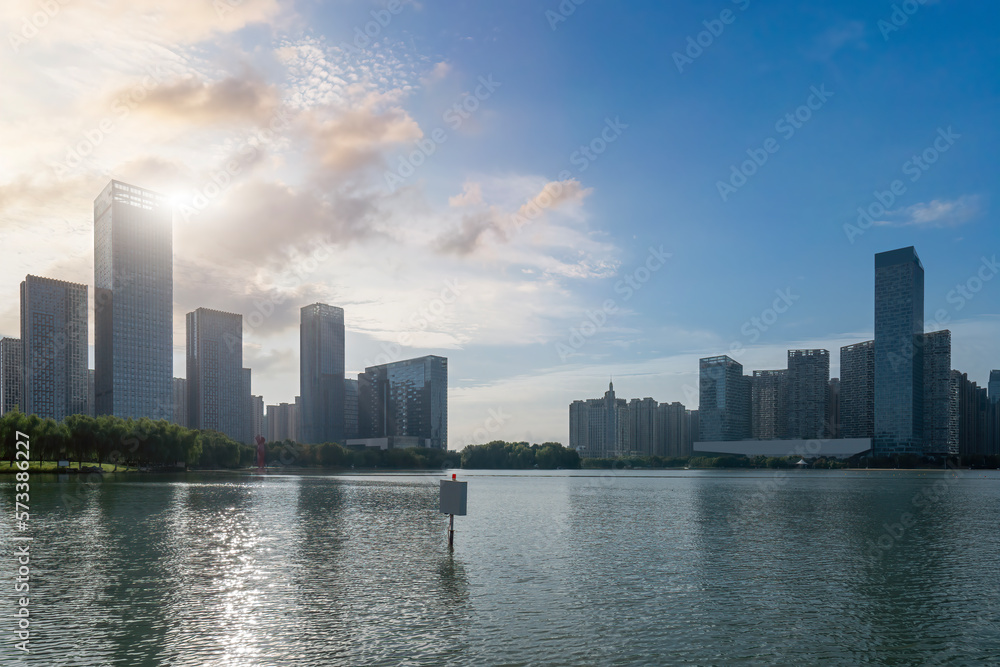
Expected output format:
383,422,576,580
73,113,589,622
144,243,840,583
452,473,456,480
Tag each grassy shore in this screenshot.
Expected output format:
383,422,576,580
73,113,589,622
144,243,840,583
0,461,136,474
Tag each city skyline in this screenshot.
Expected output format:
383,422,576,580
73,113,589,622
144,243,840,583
0,1,997,447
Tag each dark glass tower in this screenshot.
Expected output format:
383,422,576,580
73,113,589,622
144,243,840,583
94,181,173,420
20,275,88,420
874,246,924,455
698,355,750,441
186,308,243,441
358,355,448,449
299,303,345,444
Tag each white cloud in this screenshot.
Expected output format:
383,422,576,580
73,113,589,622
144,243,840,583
875,195,983,228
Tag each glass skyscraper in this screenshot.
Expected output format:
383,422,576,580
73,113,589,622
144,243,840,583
20,275,89,420
874,246,924,455
299,303,345,444
359,355,448,449
698,355,750,441
94,180,173,420
186,308,243,441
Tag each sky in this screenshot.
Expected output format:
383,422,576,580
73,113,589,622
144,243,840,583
1,0,998,448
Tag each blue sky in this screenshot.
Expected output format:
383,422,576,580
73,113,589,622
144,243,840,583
1,0,997,446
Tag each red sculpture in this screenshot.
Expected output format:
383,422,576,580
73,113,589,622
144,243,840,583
255,435,266,471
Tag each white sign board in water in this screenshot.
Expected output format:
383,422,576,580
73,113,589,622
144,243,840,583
439,480,468,516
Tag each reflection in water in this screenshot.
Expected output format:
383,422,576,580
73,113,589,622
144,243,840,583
0,469,997,665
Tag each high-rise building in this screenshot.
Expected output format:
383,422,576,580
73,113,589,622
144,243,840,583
299,303,346,444
250,395,264,442
1,337,22,416
952,371,991,457
874,246,924,455
568,382,630,457
686,409,699,452
989,370,1000,405
94,180,173,420
172,378,188,428
20,275,88,420
698,355,750,441
826,378,840,439
186,308,243,441
241,368,253,445
629,397,658,456
751,369,788,439
344,378,359,439
786,349,829,439
840,341,874,438
358,355,447,449
658,401,689,456
922,330,952,455
266,401,298,442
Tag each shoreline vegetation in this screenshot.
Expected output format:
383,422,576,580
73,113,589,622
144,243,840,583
1,412,997,473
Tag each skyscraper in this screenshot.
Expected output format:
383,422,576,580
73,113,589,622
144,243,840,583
658,401,689,456
266,401,298,442
699,355,750,441
786,349,829,439
751,369,788,439
172,377,188,428
0,337,22,416
922,330,952,455
250,395,265,442
186,308,243,441
20,275,88,420
344,378,359,439
826,378,840,439
628,397,658,456
299,303,345,444
840,340,874,438
358,355,448,449
874,246,924,455
94,180,173,420
989,370,1000,405
241,367,253,445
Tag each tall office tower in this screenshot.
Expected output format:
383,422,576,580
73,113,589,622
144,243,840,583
241,368,253,444
344,378,359,439
826,378,841,439
0,337,22,415
698,355,750,441
250,395,264,441
94,181,173,420
751,369,788,439
989,370,1000,404
628,397,658,456
874,246,924,455
172,378,188,428
922,330,952,454
266,402,298,442
300,303,345,444
358,355,448,449
88,369,95,417
186,308,243,441
952,371,990,456
657,401,689,456
686,409,698,452
569,400,589,452
20,276,88,420
840,340,875,438
786,349,830,439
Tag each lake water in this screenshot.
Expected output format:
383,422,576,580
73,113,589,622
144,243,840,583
1,468,998,665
